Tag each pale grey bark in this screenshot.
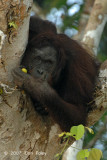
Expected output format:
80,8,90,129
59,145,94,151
82,0,107,55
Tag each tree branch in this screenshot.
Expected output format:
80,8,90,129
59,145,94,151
82,0,107,55
84,116,107,149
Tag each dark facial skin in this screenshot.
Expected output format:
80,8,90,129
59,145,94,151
13,46,58,115
22,46,57,84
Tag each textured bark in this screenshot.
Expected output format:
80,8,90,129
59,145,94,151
74,0,95,40
0,1,65,160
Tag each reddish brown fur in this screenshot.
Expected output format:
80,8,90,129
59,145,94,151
13,16,99,131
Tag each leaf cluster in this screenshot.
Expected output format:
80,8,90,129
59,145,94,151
55,125,102,160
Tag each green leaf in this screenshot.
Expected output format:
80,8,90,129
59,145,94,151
59,132,66,137
77,149,90,160
70,125,85,140
66,132,72,136
85,127,94,134
55,153,62,160
8,22,17,29
88,148,103,160
55,153,60,158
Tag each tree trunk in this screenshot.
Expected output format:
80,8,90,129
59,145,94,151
0,1,65,159
74,0,95,40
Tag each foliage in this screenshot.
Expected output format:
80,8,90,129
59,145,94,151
8,22,18,29
88,148,103,160
56,124,102,160
77,148,103,160
84,112,107,160
34,0,84,33
70,125,85,140
77,149,90,160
